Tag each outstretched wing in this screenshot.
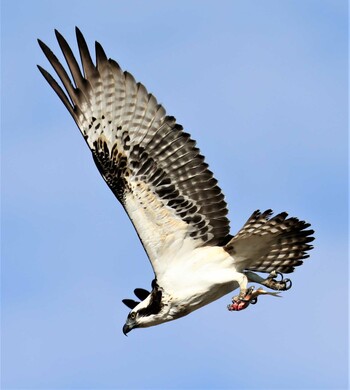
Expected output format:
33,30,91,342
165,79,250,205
224,210,314,274
38,28,231,276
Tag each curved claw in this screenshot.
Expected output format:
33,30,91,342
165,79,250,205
275,276,292,291
270,271,284,282
250,297,258,305
283,278,292,290
264,271,293,291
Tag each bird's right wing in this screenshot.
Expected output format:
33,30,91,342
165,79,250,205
38,28,232,277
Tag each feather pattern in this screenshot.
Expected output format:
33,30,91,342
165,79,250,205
38,28,231,273
38,29,316,332
224,210,314,273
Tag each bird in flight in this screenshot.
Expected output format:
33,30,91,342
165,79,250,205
38,28,314,335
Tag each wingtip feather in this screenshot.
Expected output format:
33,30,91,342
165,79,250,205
75,27,95,77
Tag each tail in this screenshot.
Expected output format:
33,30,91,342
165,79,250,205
224,209,315,274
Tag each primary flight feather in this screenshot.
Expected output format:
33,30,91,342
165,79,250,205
38,28,314,334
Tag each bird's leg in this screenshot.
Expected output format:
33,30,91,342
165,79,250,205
227,273,257,311
245,270,292,291
227,272,283,312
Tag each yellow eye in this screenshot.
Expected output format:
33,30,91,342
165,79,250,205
130,312,136,320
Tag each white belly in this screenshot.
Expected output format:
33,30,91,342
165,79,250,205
158,245,240,310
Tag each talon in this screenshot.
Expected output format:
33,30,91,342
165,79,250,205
263,271,293,291
229,287,256,311
268,270,283,281
284,278,292,290
275,277,292,291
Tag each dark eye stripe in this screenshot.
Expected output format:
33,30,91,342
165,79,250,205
138,290,162,317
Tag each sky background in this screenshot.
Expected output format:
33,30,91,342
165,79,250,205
1,1,348,389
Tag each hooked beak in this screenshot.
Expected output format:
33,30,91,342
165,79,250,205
122,323,131,336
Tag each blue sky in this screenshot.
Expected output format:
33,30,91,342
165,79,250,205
1,0,348,389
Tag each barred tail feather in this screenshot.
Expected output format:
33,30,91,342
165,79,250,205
225,209,315,274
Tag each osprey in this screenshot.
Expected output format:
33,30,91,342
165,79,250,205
38,28,314,335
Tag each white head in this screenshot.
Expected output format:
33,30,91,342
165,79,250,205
122,283,173,334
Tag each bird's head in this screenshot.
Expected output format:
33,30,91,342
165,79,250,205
122,282,170,335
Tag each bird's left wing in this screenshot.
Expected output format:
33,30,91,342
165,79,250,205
38,28,231,276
